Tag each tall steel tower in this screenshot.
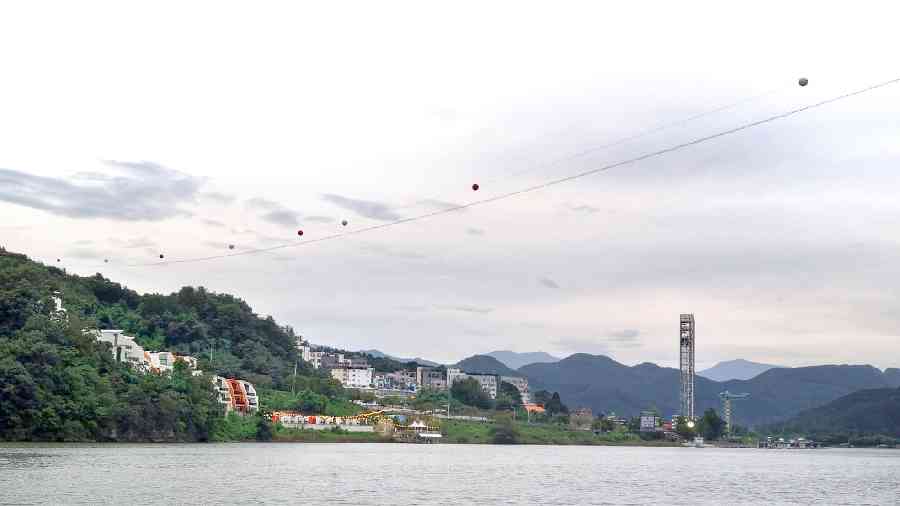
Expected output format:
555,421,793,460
679,314,696,420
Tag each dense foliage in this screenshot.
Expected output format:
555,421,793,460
764,387,900,444
0,247,347,442
451,377,493,409
0,312,218,441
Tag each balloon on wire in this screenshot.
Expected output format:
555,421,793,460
159,254,165,259
228,244,235,250
341,220,348,227
297,230,304,237
472,183,480,191
799,77,809,87
103,75,900,269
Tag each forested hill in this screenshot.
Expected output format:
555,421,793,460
768,387,900,440
0,247,326,442
1,247,302,387
520,353,897,426
455,354,521,377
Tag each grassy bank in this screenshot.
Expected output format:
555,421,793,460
441,419,679,446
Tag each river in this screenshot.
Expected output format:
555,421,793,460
1,443,898,505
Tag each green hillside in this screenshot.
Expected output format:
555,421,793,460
0,247,342,442
455,354,521,377
766,387,900,444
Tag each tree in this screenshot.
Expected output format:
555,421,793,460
255,416,274,441
697,408,726,441
495,381,523,411
490,414,520,444
451,378,493,410
675,415,696,440
545,392,568,415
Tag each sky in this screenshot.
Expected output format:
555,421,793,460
2,1,900,368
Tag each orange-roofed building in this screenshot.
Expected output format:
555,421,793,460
523,403,545,414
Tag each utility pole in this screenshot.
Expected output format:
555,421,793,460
292,359,298,395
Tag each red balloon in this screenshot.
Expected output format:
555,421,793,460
297,230,304,236
472,183,479,191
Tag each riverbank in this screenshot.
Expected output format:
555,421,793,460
210,415,680,446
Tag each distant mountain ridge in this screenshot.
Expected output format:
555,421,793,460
699,359,781,381
455,354,521,377
361,349,438,367
519,353,898,426
485,350,559,369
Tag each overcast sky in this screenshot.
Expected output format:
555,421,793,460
2,2,899,368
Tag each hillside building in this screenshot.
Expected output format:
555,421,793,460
95,330,148,368
330,366,374,389
213,376,259,414
146,351,201,375
500,376,530,403
416,367,447,390
447,368,498,399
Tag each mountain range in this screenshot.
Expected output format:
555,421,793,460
455,354,521,377
484,350,559,370
769,387,900,438
510,353,900,426
698,359,781,382
361,349,439,367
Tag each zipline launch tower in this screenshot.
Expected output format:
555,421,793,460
679,314,696,420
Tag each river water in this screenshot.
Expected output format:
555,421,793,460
1,443,898,505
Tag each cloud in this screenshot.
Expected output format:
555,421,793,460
322,193,401,221
304,215,335,224
65,247,103,260
109,236,157,249
244,197,308,226
361,243,426,260
0,160,202,221
539,277,560,289
202,218,227,228
436,304,494,314
567,203,601,214
394,305,429,313
466,227,485,236
553,337,609,355
608,329,640,341
200,192,236,205
419,199,465,211
261,209,300,226
553,331,643,355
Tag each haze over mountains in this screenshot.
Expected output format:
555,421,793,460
447,351,900,427
484,350,559,370
698,359,781,382
361,350,438,367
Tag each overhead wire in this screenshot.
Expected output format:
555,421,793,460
63,75,899,269
46,82,789,266
390,84,785,212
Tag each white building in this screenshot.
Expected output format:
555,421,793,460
640,411,660,432
95,330,148,368
500,376,530,404
447,368,499,399
330,366,374,389
146,351,201,375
